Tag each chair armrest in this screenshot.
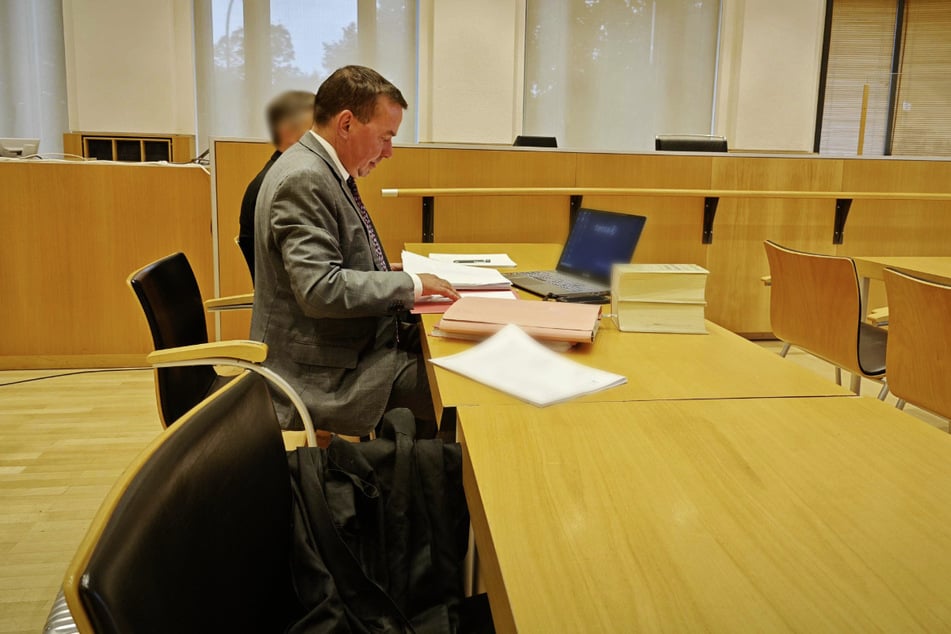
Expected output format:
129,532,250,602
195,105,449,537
204,293,254,311
146,341,268,365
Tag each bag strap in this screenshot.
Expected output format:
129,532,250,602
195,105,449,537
290,448,415,632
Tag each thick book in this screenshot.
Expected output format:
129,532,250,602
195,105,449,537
612,263,709,334
612,263,709,302
429,324,626,406
435,296,602,344
613,300,707,334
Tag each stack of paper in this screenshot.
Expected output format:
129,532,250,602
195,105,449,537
401,251,512,290
430,324,626,407
611,263,709,334
435,296,602,343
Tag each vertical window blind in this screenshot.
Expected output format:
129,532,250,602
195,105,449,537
522,0,721,152
194,0,417,149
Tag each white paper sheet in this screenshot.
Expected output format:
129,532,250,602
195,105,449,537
401,250,512,290
427,253,517,267
429,324,626,407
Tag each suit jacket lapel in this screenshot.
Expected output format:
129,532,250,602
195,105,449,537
298,133,362,212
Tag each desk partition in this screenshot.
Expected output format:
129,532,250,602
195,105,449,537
213,142,951,338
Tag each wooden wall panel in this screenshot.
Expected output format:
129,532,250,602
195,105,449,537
837,159,951,314
213,140,274,340
576,154,713,266
425,149,577,243
707,157,845,334
0,162,212,368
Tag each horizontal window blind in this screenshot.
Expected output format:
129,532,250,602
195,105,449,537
819,0,896,156
890,0,951,156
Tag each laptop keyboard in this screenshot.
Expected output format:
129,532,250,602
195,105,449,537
513,271,603,293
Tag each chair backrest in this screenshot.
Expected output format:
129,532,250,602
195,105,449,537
764,240,864,374
128,252,218,426
64,372,297,634
884,268,951,419
513,135,557,148
655,134,728,152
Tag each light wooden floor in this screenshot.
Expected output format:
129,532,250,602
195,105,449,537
0,346,946,633
0,369,159,634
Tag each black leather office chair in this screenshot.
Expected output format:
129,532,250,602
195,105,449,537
655,134,728,152
129,252,229,426
63,372,299,633
128,252,317,445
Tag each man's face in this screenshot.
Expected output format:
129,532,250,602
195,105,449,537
341,97,403,177
277,112,314,151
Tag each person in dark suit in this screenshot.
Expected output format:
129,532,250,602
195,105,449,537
238,90,314,281
251,66,458,438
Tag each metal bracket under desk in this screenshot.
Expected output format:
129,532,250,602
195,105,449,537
422,196,435,242
833,198,852,245
568,194,721,244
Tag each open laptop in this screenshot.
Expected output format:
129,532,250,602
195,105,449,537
505,208,647,301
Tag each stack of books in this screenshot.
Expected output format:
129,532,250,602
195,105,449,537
611,263,709,334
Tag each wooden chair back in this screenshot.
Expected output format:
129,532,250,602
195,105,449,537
884,268,951,419
764,240,864,374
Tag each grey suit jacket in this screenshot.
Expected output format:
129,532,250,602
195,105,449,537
250,132,416,436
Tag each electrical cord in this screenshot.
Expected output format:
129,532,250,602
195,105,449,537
0,367,150,388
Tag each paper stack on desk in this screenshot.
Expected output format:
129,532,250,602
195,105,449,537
611,263,709,334
401,251,512,290
430,324,626,406
434,296,602,343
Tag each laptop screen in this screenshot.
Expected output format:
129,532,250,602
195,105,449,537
556,209,647,282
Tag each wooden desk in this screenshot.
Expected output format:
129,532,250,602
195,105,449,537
406,243,851,422
459,397,951,633
853,256,951,311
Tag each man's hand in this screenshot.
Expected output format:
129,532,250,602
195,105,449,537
418,273,461,301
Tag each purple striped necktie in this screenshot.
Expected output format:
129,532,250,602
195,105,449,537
346,176,390,272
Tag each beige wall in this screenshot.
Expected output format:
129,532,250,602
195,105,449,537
715,0,826,152
62,0,196,135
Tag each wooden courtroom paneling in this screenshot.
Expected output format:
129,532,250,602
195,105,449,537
836,159,951,314
211,143,951,338
425,148,577,244
575,153,713,266
0,161,212,368
707,156,845,334
212,140,274,340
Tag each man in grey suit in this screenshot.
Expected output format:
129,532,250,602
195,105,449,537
251,66,458,438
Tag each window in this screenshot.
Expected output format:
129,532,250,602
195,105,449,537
194,0,417,148
522,0,721,152
817,0,896,155
0,0,68,155
890,0,951,156
818,0,951,157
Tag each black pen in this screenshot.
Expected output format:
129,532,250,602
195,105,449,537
453,259,491,264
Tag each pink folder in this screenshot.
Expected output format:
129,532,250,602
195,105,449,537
435,296,602,343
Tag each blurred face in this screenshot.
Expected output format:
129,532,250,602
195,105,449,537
276,111,314,152
336,97,402,177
